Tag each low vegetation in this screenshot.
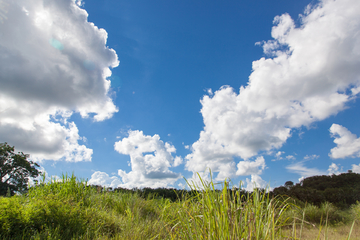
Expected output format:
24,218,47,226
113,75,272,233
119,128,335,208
1,173,360,239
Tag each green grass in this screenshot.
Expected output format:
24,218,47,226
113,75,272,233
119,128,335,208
168,173,291,239
0,173,358,239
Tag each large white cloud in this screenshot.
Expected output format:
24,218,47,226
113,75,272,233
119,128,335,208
329,123,360,159
0,0,119,161
114,130,182,188
186,0,360,179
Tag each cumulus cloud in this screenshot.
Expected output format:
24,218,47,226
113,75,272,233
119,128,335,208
352,164,360,173
0,0,118,161
329,124,360,159
88,171,122,188
236,156,266,176
244,175,269,191
186,0,360,180
328,163,342,175
114,130,182,188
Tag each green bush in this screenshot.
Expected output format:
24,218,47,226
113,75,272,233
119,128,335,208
351,201,360,220
300,202,350,225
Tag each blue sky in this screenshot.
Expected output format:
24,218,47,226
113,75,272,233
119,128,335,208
1,0,360,189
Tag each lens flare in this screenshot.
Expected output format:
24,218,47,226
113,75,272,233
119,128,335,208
0,0,9,24
49,38,64,50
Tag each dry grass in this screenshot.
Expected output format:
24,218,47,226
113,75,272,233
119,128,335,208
281,221,359,239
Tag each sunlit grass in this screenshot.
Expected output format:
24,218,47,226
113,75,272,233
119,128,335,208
0,172,358,239
167,173,291,239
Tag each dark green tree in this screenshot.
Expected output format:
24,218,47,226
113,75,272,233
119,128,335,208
0,142,40,196
284,181,294,190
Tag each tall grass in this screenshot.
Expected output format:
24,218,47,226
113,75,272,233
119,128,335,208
0,172,358,239
167,173,291,239
0,174,169,239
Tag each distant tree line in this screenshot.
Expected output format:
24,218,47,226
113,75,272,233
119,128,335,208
271,171,360,208
2,141,360,209
90,172,360,208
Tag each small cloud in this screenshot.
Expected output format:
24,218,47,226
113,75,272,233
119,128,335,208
272,151,285,161
304,154,319,160
206,88,213,96
328,163,342,175
75,0,84,7
275,151,284,158
174,156,183,167
286,155,296,160
184,145,190,149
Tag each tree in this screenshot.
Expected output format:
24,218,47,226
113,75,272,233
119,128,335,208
284,181,294,190
0,142,40,196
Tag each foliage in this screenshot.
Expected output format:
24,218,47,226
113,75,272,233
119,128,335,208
0,174,169,239
0,172,358,239
0,143,40,196
272,172,360,208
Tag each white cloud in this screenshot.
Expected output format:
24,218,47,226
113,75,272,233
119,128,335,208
114,130,181,188
286,161,326,180
88,171,122,189
75,0,83,7
173,156,183,167
286,155,296,160
244,175,269,191
0,0,118,162
329,124,360,159
272,151,296,161
186,0,360,179
304,154,320,160
328,163,342,175
275,151,284,159
352,164,360,173
236,156,266,176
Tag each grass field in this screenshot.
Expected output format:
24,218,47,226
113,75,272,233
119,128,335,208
0,174,359,239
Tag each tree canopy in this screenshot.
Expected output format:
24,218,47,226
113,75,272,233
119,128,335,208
0,143,40,196
272,172,360,208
